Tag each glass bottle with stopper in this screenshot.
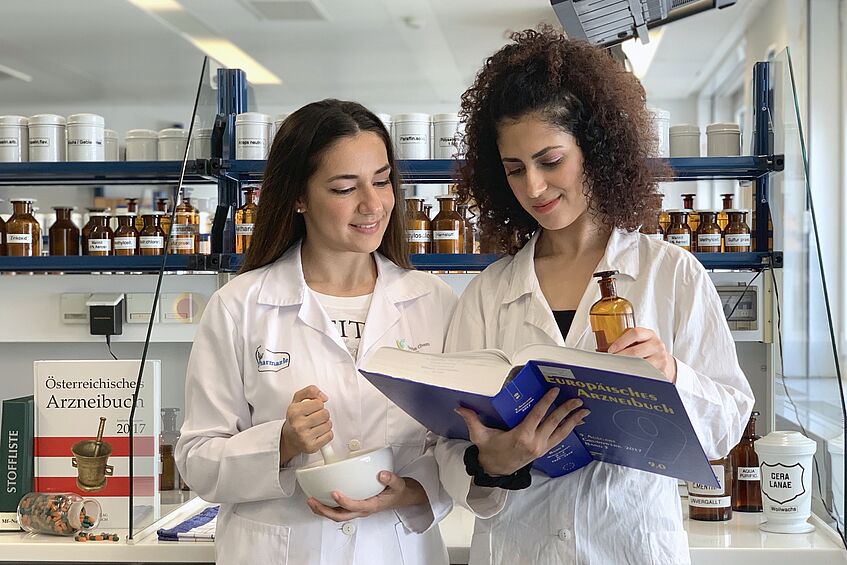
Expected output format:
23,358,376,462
589,270,635,353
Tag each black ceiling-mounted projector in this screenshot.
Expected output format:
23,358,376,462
551,0,738,47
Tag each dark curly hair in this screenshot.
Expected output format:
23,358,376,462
458,26,664,254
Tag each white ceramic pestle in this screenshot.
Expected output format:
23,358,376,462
320,444,342,465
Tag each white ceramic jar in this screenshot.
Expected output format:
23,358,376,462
104,129,119,161
191,128,213,159
648,108,671,158
66,113,105,161
669,124,700,157
754,431,817,534
376,113,392,137
273,114,289,138
0,116,29,162
158,128,189,161
393,113,430,160
706,123,742,156
432,113,463,159
235,112,271,160
28,114,66,162
125,129,158,161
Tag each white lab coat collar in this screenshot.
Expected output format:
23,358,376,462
255,241,432,361
501,229,642,347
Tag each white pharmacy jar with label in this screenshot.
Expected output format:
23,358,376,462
28,114,66,162
235,112,271,160
754,430,817,533
393,113,430,160
0,115,29,162
66,113,105,161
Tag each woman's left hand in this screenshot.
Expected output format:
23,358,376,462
607,327,677,383
306,472,427,522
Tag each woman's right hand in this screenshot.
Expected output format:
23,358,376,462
456,389,589,477
280,385,333,465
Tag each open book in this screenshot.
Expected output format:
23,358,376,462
361,344,718,487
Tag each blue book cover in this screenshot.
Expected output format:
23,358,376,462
361,345,718,487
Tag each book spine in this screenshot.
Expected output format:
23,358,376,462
0,399,34,530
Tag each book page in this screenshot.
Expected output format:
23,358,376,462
360,347,512,396
513,344,664,381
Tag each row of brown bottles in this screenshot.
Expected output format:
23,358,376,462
644,193,753,252
405,195,476,254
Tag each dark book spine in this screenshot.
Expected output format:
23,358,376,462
0,398,34,530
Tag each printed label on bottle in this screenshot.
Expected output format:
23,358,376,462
7,233,32,244
738,466,761,481
235,223,254,236
237,138,264,146
399,134,428,144
439,136,456,147
140,236,164,249
698,233,722,247
687,465,724,495
433,230,459,241
169,236,194,250
114,237,137,250
725,234,751,247
407,229,432,243
171,223,197,235
0,138,19,147
667,233,690,247
88,239,112,252
29,137,50,147
689,496,732,508
68,138,96,146
646,233,664,241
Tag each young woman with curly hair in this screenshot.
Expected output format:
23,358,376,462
434,27,754,564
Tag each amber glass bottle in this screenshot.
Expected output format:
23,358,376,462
80,208,105,256
666,210,692,252
688,457,733,521
589,270,636,353
6,199,41,257
431,195,463,254
86,214,114,256
156,197,172,236
405,197,431,254
730,411,762,512
125,198,145,232
48,207,79,256
696,211,722,253
0,212,6,256
235,187,259,254
457,203,475,254
724,210,751,252
171,197,199,254
681,194,699,234
114,214,139,256
717,194,734,231
140,213,166,256
640,216,664,241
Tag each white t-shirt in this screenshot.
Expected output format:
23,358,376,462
312,290,373,359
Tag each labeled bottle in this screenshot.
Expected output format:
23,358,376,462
139,212,166,256
235,187,259,254
125,197,145,232
666,210,692,252
431,194,464,254
171,197,199,254
681,194,699,234
405,197,431,254
6,198,42,257
688,457,733,521
658,194,670,233
717,193,734,231
589,270,636,353
156,197,171,236
80,208,105,256
724,210,751,252
86,213,114,256
49,207,80,256
730,410,763,512
695,210,722,253
17,492,101,536
114,214,139,256
640,215,664,242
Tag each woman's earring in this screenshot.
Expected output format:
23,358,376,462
296,207,304,213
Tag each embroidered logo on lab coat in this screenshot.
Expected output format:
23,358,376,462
255,347,290,372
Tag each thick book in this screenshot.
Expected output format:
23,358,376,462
360,344,719,487
0,396,34,530
33,360,161,529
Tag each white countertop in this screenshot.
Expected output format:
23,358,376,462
0,496,844,564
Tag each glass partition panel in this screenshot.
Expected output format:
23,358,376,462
770,46,845,538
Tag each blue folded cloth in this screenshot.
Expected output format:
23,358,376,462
157,505,220,542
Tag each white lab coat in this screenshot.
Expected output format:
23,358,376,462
435,229,755,565
176,242,457,565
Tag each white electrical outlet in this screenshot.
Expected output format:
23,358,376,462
60,294,89,325
126,293,159,324
160,292,205,324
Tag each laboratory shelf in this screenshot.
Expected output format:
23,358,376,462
0,251,780,274
0,160,215,186
209,155,784,184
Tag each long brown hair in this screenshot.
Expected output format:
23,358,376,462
240,99,410,274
